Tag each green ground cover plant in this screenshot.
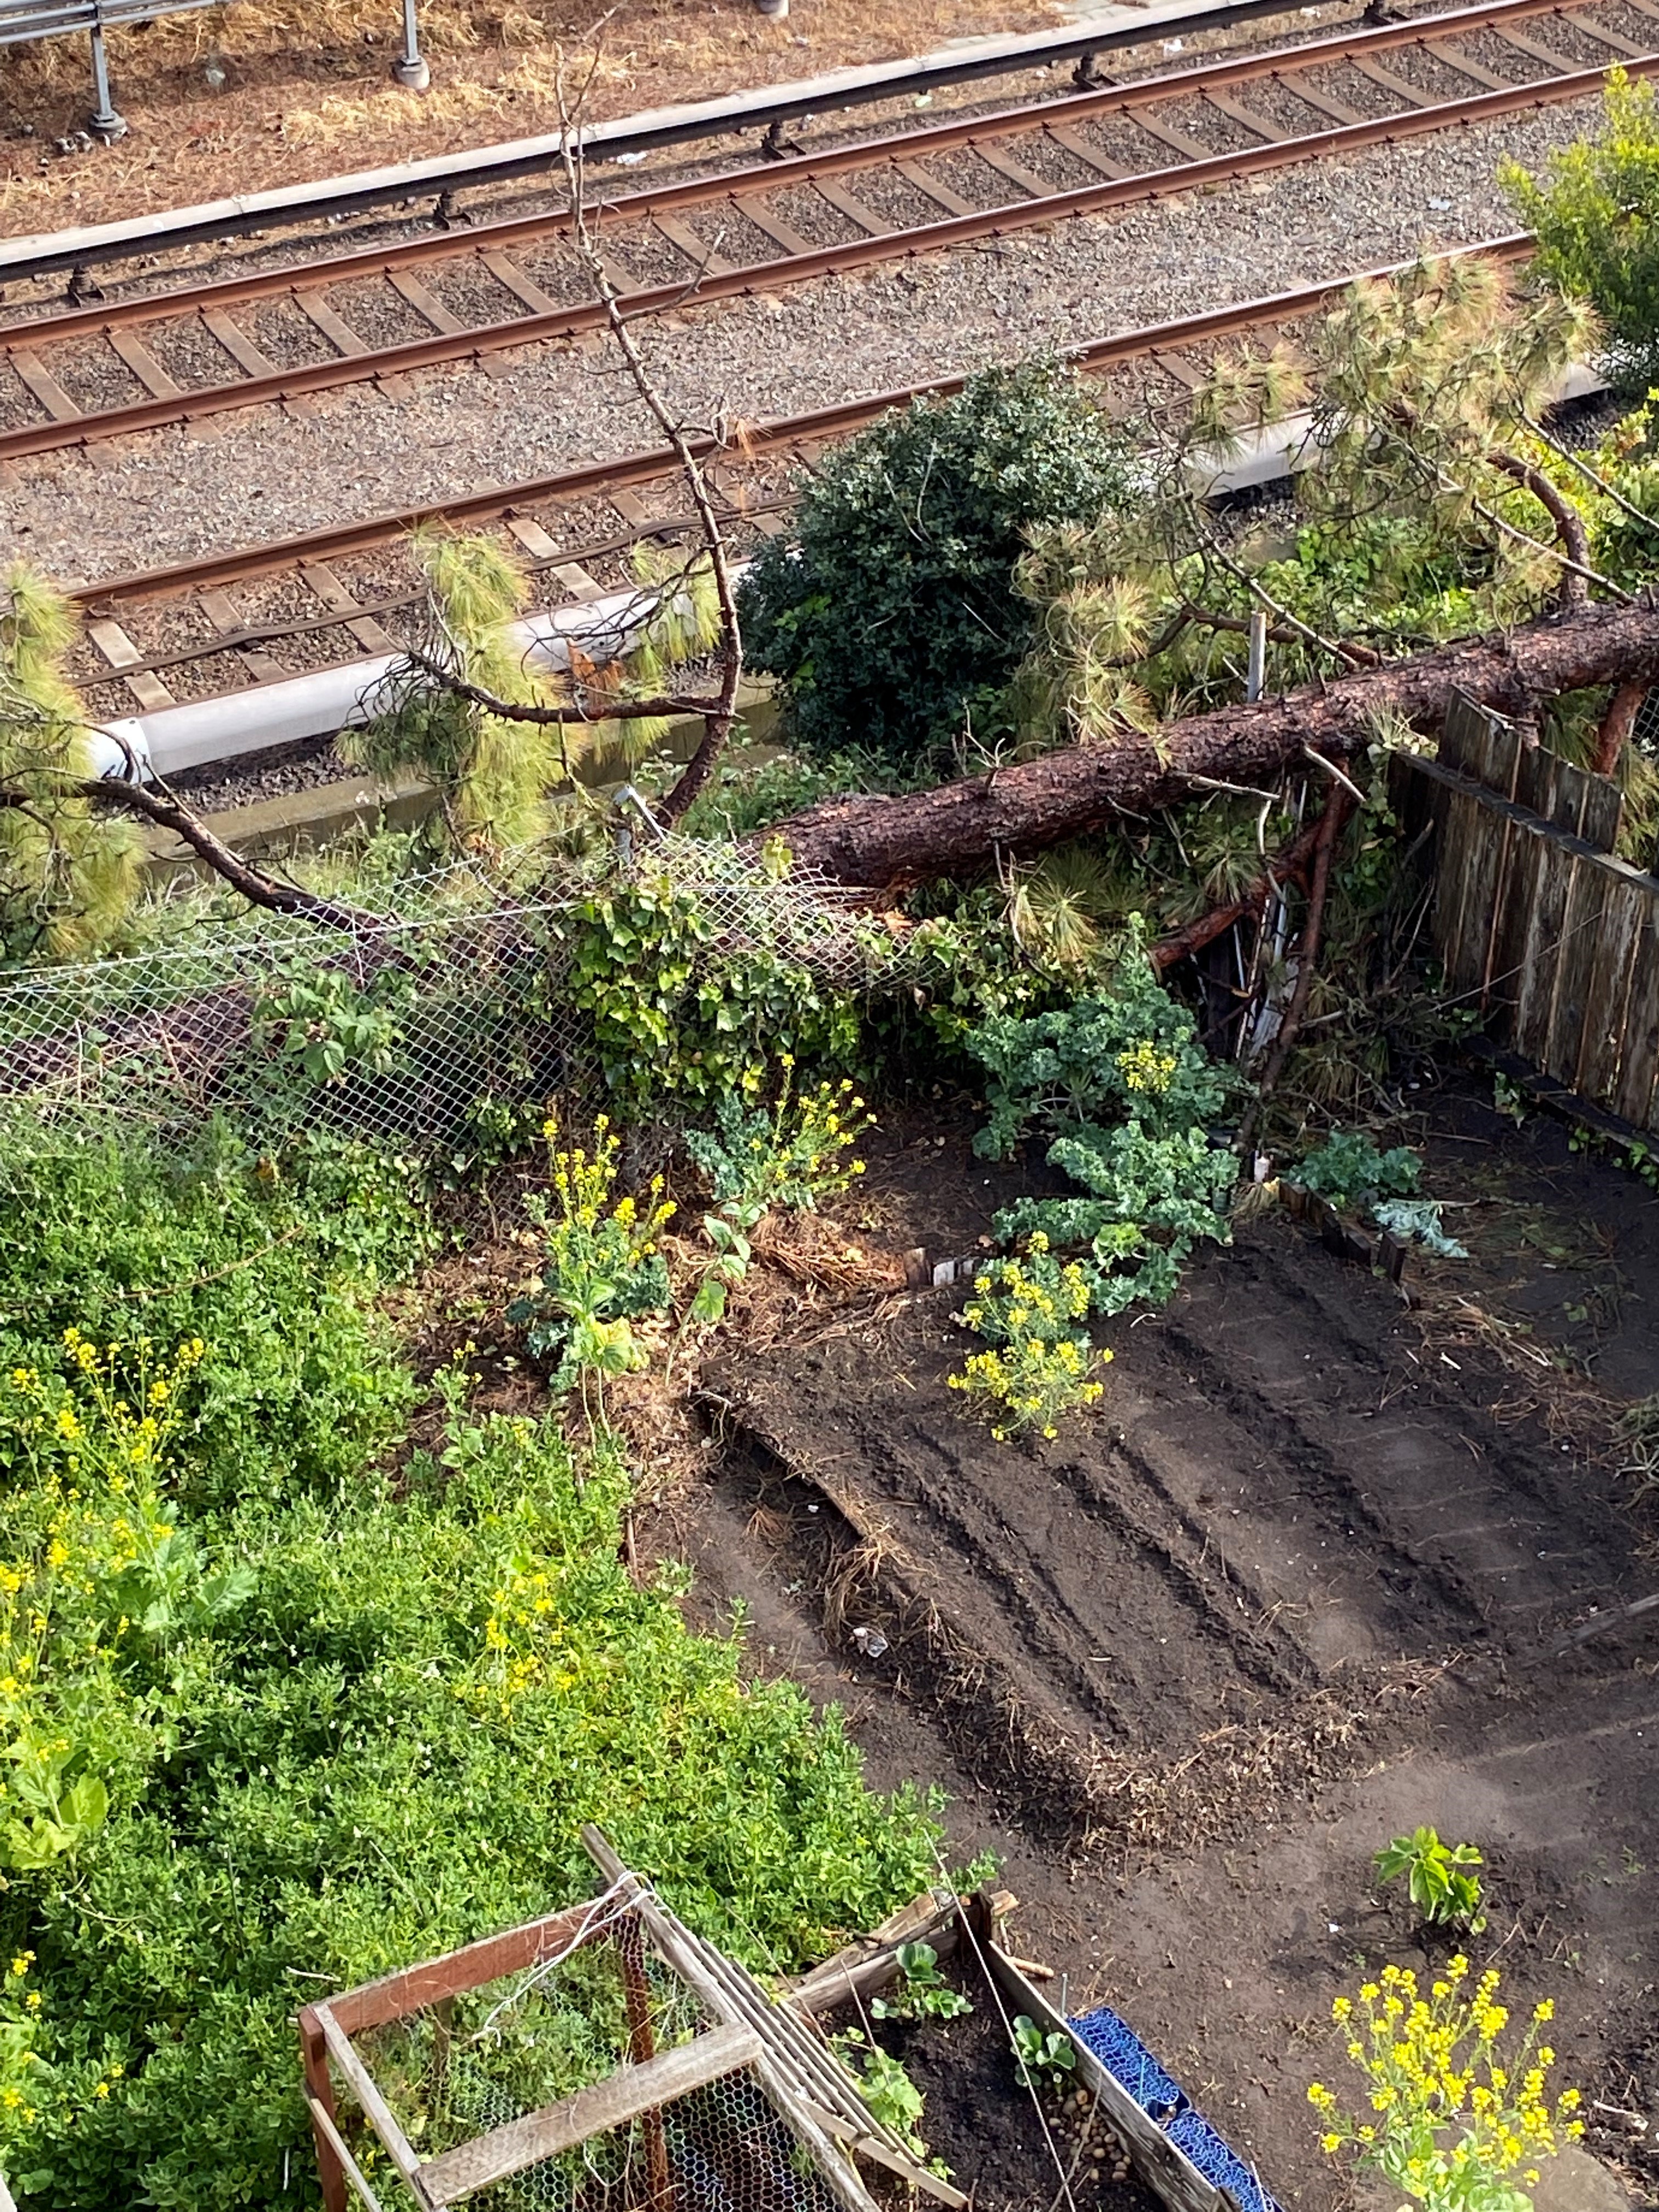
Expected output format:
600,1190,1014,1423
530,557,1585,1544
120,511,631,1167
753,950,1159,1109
0,1127,945,2212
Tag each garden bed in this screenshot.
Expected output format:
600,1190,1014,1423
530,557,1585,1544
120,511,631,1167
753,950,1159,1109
645,1075,1659,2212
826,1944,1165,2212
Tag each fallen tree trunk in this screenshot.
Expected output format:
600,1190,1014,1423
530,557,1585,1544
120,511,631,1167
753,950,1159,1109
769,596,1659,888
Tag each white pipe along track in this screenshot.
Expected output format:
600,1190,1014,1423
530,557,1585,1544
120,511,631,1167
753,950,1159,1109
85,362,1611,789
88,578,678,783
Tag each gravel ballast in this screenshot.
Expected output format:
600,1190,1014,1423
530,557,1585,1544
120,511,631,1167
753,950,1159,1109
5,99,1606,586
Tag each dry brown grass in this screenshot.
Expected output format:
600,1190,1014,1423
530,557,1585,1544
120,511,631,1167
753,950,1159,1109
1080,1658,1455,1860
3,0,1059,236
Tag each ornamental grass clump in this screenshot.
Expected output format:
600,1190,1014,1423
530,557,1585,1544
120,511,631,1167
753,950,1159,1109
1308,1959,1583,2212
949,1234,1109,1441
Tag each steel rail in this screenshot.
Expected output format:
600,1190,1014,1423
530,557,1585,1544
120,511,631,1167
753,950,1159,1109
0,0,1601,348
0,0,1639,467
72,231,1536,627
0,0,1357,285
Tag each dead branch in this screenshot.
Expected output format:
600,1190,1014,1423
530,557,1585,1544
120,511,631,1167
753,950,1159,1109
76,774,375,930
1149,810,1328,972
555,65,743,825
399,649,718,729
1595,674,1645,776
1486,451,1591,612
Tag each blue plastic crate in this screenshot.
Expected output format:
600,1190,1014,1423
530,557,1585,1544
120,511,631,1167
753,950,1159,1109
1066,2005,1187,2124
1166,2109,1284,2212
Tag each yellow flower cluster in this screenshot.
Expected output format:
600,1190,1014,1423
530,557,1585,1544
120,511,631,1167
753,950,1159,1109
1308,1958,1582,2207
541,1114,675,1250
951,1238,1109,1441
1116,1041,1179,1094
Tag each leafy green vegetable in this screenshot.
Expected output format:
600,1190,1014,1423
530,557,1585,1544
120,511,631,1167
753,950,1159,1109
1294,1131,1421,1215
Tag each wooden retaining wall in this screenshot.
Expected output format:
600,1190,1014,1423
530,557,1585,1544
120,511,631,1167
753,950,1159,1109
1398,697,1659,1133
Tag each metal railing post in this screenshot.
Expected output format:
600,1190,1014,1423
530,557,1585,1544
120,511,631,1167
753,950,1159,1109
391,0,429,89
88,5,127,140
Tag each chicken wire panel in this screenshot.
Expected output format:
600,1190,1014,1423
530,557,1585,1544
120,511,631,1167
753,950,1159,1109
352,1921,847,2212
0,837,897,1171
403,2063,845,2212
0,899,588,1164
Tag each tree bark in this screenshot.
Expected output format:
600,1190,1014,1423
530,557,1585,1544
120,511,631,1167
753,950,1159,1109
1594,675,1646,777
768,596,1659,888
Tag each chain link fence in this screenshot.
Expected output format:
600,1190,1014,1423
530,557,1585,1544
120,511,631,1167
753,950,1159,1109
0,837,896,1172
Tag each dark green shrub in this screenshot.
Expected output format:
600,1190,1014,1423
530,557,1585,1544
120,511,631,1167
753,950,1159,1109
737,363,1135,773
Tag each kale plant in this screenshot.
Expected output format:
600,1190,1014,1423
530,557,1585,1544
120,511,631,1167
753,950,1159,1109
963,953,1237,1321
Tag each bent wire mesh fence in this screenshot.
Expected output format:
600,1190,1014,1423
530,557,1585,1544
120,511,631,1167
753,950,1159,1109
0,838,894,1179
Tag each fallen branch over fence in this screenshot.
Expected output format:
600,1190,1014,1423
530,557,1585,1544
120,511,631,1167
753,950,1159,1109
764,596,1659,888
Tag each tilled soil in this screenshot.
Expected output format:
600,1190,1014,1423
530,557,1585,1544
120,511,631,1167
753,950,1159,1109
647,1082,1659,2211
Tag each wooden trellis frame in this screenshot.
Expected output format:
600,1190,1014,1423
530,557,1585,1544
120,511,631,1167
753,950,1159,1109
297,1829,966,2212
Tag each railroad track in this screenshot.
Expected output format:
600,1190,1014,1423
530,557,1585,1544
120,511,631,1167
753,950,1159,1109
1,0,1645,473
63,235,1536,742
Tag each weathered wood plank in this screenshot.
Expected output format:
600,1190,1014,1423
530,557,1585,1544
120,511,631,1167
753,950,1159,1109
315,2007,436,2208
980,1945,1226,2212
1486,814,1550,1023
1579,770,1624,855
1575,863,1648,1107
417,2025,761,2207
1614,904,1659,1131
1511,840,1574,1067
1515,743,1558,822
1544,853,1612,1086
328,1903,599,2034
306,2095,388,2212
1434,785,1489,997
786,1893,957,2017
1458,787,1509,1013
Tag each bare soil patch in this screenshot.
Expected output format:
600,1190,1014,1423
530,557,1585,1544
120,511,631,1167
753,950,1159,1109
639,1079,1659,2212
827,1945,1164,2212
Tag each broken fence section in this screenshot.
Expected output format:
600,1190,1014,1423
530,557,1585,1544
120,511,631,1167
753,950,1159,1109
1396,695,1659,1136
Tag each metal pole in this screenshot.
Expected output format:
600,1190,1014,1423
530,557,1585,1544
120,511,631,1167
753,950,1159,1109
88,9,128,142
1246,607,1268,702
391,0,430,89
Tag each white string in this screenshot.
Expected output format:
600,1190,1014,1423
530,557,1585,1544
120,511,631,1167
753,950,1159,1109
926,1845,1080,2212
468,1876,641,2045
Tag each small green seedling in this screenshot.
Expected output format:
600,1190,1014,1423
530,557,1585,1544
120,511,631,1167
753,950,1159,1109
1374,1827,1487,1931
871,1942,973,2024
836,2030,930,2158
1012,2015,1077,2095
